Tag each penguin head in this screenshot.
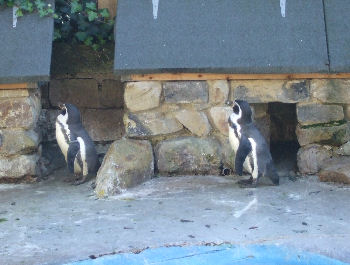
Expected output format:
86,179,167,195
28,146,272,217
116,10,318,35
230,100,252,125
58,103,81,125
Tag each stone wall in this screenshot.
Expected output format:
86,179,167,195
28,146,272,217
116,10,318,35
0,86,41,182
119,79,350,180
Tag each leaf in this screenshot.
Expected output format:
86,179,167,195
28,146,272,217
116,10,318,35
75,31,87,41
15,8,23,17
92,43,99,51
84,36,93,46
87,10,98,21
34,0,45,9
86,2,96,11
99,8,109,18
70,0,82,13
53,29,62,40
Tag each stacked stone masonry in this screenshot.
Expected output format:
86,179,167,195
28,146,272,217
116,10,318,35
10,77,348,188
118,79,350,188
0,86,41,181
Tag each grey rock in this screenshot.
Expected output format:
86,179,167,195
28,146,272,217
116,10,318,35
82,109,124,142
100,79,124,109
49,79,99,108
175,110,211,136
319,157,350,184
208,107,232,136
38,109,60,142
297,144,333,174
335,141,350,156
0,94,41,129
296,122,350,146
344,105,350,121
297,103,344,125
231,80,309,103
251,104,268,119
311,79,350,104
163,82,208,103
208,80,229,104
0,154,39,179
124,111,183,137
95,139,154,197
156,137,221,175
124,81,162,112
0,129,39,156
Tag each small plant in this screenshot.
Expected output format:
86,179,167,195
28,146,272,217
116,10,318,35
0,0,115,50
0,0,55,17
54,0,114,50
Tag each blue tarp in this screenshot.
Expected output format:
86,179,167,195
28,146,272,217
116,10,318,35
65,245,349,265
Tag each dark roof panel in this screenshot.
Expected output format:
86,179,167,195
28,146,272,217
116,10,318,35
114,0,329,74
324,0,350,73
0,6,54,83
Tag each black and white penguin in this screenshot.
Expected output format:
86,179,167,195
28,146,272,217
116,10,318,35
55,103,99,185
228,100,279,187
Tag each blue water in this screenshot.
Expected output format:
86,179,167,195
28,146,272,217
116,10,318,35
65,245,349,265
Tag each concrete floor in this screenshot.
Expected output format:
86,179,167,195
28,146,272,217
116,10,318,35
0,170,350,265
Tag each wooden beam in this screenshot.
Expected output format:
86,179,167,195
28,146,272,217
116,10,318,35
98,0,117,18
0,83,37,89
124,73,350,81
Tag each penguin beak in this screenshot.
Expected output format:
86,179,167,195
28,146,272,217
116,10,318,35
58,103,65,110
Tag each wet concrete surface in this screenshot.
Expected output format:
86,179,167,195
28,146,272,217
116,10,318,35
0,170,350,265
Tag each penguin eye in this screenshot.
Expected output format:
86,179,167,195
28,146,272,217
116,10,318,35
233,105,240,114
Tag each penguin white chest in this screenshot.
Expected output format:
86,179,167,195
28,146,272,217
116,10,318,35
228,126,240,153
55,122,69,161
228,126,253,174
56,113,71,161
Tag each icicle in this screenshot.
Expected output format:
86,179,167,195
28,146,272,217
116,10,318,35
152,0,159,19
280,0,286,18
13,6,18,28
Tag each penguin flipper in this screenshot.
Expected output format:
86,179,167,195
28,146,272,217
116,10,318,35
235,136,252,176
67,141,80,173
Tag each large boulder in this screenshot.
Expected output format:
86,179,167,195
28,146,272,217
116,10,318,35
319,157,350,184
297,144,333,174
95,139,154,198
156,137,221,175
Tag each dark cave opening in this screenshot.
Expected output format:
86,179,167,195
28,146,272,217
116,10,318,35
268,102,300,175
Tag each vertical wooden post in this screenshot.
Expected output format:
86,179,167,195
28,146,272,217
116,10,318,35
98,0,117,18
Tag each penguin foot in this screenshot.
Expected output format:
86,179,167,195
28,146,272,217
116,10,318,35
237,177,256,188
72,175,87,185
64,176,76,183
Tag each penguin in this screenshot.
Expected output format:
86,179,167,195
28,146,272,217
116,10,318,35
55,103,99,185
228,100,279,187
